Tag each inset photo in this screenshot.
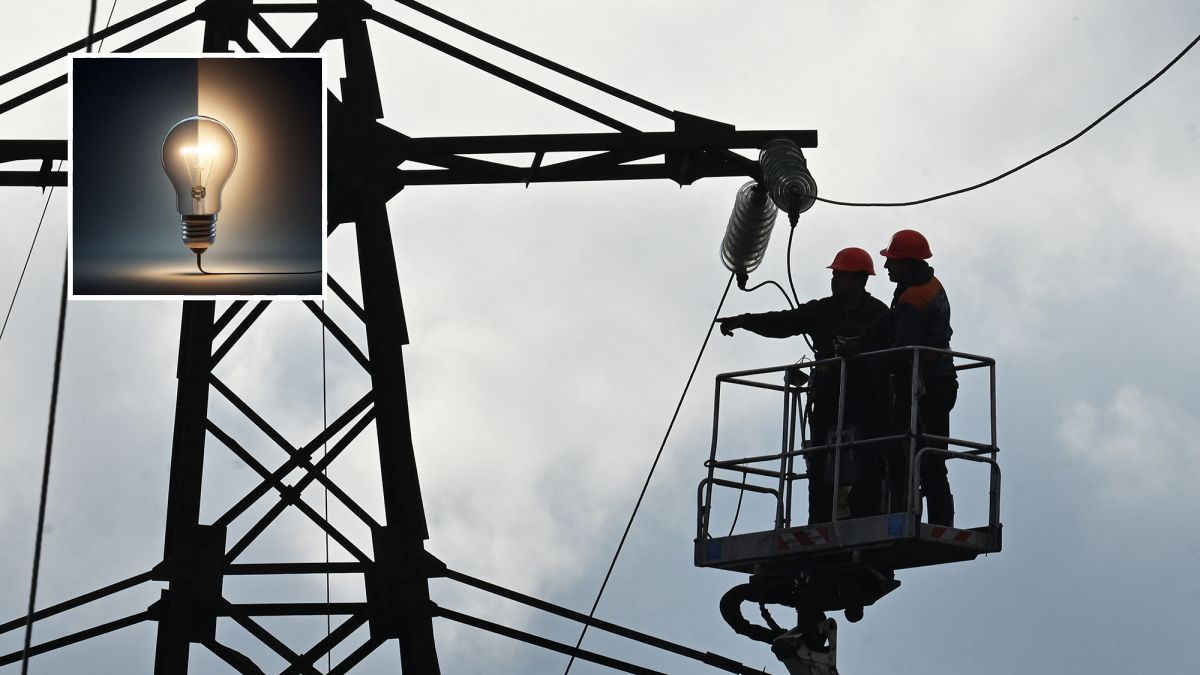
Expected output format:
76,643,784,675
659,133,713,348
70,55,325,298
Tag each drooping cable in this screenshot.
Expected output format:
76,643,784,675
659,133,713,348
740,279,793,309
727,470,748,537
19,7,106,670
20,260,69,675
0,162,61,350
815,29,1200,207
392,1,1196,211
195,253,320,275
95,0,119,52
562,273,735,675
0,0,188,88
784,226,800,308
0,0,116,349
784,225,815,353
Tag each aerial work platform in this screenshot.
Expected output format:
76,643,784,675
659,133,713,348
697,347,1002,650
697,512,1000,575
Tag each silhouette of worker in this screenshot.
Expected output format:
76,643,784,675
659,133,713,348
718,248,889,523
876,229,958,526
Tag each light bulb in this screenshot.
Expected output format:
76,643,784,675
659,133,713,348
161,115,238,254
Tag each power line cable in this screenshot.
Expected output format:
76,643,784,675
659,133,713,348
0,165,60,350
385,2,1198,210
1,0,120,350
20,259,68,675
19,8,111,671
814,29,1200,207
740,279,793,309
95,0,119,52
563,273,734,674
784,225,815,353
784,226,800,308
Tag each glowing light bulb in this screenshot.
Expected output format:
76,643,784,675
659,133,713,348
161,115,237,254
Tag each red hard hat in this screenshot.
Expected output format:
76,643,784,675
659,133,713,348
880,229,932,260
827,247,875,275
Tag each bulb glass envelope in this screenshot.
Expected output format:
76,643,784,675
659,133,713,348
161,115,238,218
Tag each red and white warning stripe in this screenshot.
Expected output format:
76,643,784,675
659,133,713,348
776,527,831,551
929,526,973,544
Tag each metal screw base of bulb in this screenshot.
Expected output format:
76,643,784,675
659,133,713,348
181,214,217,253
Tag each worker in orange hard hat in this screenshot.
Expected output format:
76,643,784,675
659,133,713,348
717,247,890,523
876,229,958,526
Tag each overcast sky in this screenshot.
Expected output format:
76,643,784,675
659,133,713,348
3,1,1200,673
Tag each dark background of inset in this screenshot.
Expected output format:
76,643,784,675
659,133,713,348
72,57,322,295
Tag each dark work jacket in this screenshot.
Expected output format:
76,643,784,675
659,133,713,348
881,265,956,382
736,294,889,437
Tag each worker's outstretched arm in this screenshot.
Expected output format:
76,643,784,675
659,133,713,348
717,301,819,338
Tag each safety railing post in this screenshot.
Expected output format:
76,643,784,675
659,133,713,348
989,360,1000,529
830,357,849,521
906,348,922,520
783,378,801,528
775,371,789,530
702,378,723,539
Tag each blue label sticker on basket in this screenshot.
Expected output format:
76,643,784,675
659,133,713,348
706,539,722,561
888,514,905,537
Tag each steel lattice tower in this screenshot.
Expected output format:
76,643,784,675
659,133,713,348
0,1,816,672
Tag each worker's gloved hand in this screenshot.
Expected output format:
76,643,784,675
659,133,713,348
834,335,864,356
717,315,743,337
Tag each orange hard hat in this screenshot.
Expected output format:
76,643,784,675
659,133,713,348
827,247,875,275
880,229,932,260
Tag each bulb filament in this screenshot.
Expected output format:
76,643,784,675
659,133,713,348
180,145,218,211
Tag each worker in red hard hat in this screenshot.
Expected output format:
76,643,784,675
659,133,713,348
877,229,958,526
717,247,890,523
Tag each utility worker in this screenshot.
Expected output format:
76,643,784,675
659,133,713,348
877,229,957,526
718,247,889,523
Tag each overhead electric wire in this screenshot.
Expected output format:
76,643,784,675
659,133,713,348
727,470,748,537
0,3,198,116
381,0,1199,210
0,163,60,350
815,29,1200,207
20,261,68,675
784,226,800,308
785,225,815,353
0,4,1191,672
563,273,735,675
741,279,793,309
0,0,186,87
95,0,120,53
18,8,109,672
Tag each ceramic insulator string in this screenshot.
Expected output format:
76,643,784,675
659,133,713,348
759,138,818,225
720,180,778,287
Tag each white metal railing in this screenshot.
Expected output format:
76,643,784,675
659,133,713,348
698,346,1000,541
